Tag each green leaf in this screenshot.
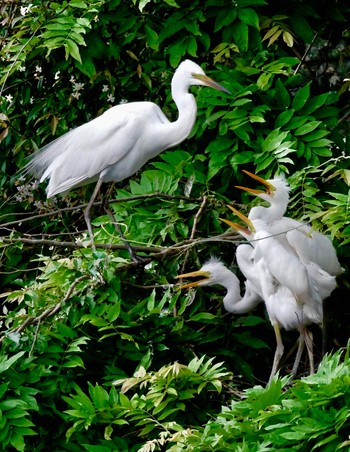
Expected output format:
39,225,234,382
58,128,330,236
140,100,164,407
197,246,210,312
294,121,322,136
262,129,289,153
65,39,82,63
292,83,311,110
237,8,260,29
275,109,295,128
232,20,249,52
0,352,25,373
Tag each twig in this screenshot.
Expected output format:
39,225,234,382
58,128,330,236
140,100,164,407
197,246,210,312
180,195,208,275
0,275,89,342
293,32,319,75
0,192,202,228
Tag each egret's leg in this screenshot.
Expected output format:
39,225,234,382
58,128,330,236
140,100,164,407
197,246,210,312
268,323,284,384
291,332,305,378
102,183,142,263
304,328,315,375
84,178,104,251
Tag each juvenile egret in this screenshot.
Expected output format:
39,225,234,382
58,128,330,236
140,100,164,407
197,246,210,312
235,170,342,276
223,211,337,382
176,257,262,315
23,60,230,256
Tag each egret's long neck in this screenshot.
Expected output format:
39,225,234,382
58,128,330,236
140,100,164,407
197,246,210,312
163,77,198,148
219,270,243,313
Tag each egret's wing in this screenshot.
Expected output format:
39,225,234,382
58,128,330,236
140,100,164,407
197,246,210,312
23,102,167,196
254,231,311,300
285,228,342,277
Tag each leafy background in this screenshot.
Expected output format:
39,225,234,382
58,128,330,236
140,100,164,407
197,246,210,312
0,0,350,450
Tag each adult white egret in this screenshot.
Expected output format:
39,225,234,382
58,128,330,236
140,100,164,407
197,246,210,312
223,211,337,382
23,60,230,257
176,256,263,315
235,170,342,277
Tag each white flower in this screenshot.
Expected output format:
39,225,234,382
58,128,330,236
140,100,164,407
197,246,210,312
93,15,99,22
70,75,76,83
102,84,109,92
119,98,128,104
20,4,32,15
35,65,42,73
107,94,115,103
5,94,13,103
30,97,34,104
54,71,60,80
18,66,26,72
71,91,81,99
73,82,84,91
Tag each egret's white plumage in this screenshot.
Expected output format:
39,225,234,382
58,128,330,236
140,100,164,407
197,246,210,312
224,206,338,382
23,60,229,255
236,170,342,276
176,257,262,315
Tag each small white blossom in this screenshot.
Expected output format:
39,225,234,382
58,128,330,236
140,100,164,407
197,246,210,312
93,15,99,22
20,4,32,15
54,71,60,80
71,91,81,99
18,66,26,72
5,94,13,103
35,65,42,73
73,82,84,91
102,84,109,92
70,75,76,83
119,98,128,105
107,94,115,103
30,97,34,104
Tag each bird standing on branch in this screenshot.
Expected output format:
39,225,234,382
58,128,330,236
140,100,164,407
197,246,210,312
23,60,230,259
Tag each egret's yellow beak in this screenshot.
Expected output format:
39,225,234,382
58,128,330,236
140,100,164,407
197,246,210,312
175,270,211,290
223,205,255,234
235,169,275,195
193,73,231,94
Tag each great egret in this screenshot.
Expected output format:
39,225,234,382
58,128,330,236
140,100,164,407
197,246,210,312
223,211,337,382
235,170,342,277
22,60,230,256
176,256,262,315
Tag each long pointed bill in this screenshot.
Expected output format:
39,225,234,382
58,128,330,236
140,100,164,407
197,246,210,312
193,73,231,94
235,170,275,195
226,205,255,232
175,270,210,290
220,218,251,236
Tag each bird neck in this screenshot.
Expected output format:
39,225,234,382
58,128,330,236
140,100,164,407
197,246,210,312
218,270,243,313
163,78,198,148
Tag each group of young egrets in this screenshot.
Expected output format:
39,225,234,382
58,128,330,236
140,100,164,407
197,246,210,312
177,170,342,383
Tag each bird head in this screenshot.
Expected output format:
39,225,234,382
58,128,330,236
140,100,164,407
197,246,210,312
220,205,255,238
235,170,289,205
175,258,227,289
176,60,231,94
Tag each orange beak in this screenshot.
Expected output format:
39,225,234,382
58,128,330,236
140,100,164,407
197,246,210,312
175,270,211,290
235,170,275,196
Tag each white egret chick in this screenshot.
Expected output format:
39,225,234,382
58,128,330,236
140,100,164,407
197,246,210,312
235,170,342,277
176,257,262,315
23,60,230,257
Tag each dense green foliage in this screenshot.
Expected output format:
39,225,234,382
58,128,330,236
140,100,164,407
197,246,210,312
1,0,350,450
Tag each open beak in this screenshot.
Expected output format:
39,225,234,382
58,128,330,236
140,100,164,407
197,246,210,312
224,205,255,233
193,73,231,94
235,170,275,195
175,270,211,290
220,218,251,235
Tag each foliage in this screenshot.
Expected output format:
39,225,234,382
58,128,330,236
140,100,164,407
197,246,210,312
0,0,350,450
169,345,350,451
